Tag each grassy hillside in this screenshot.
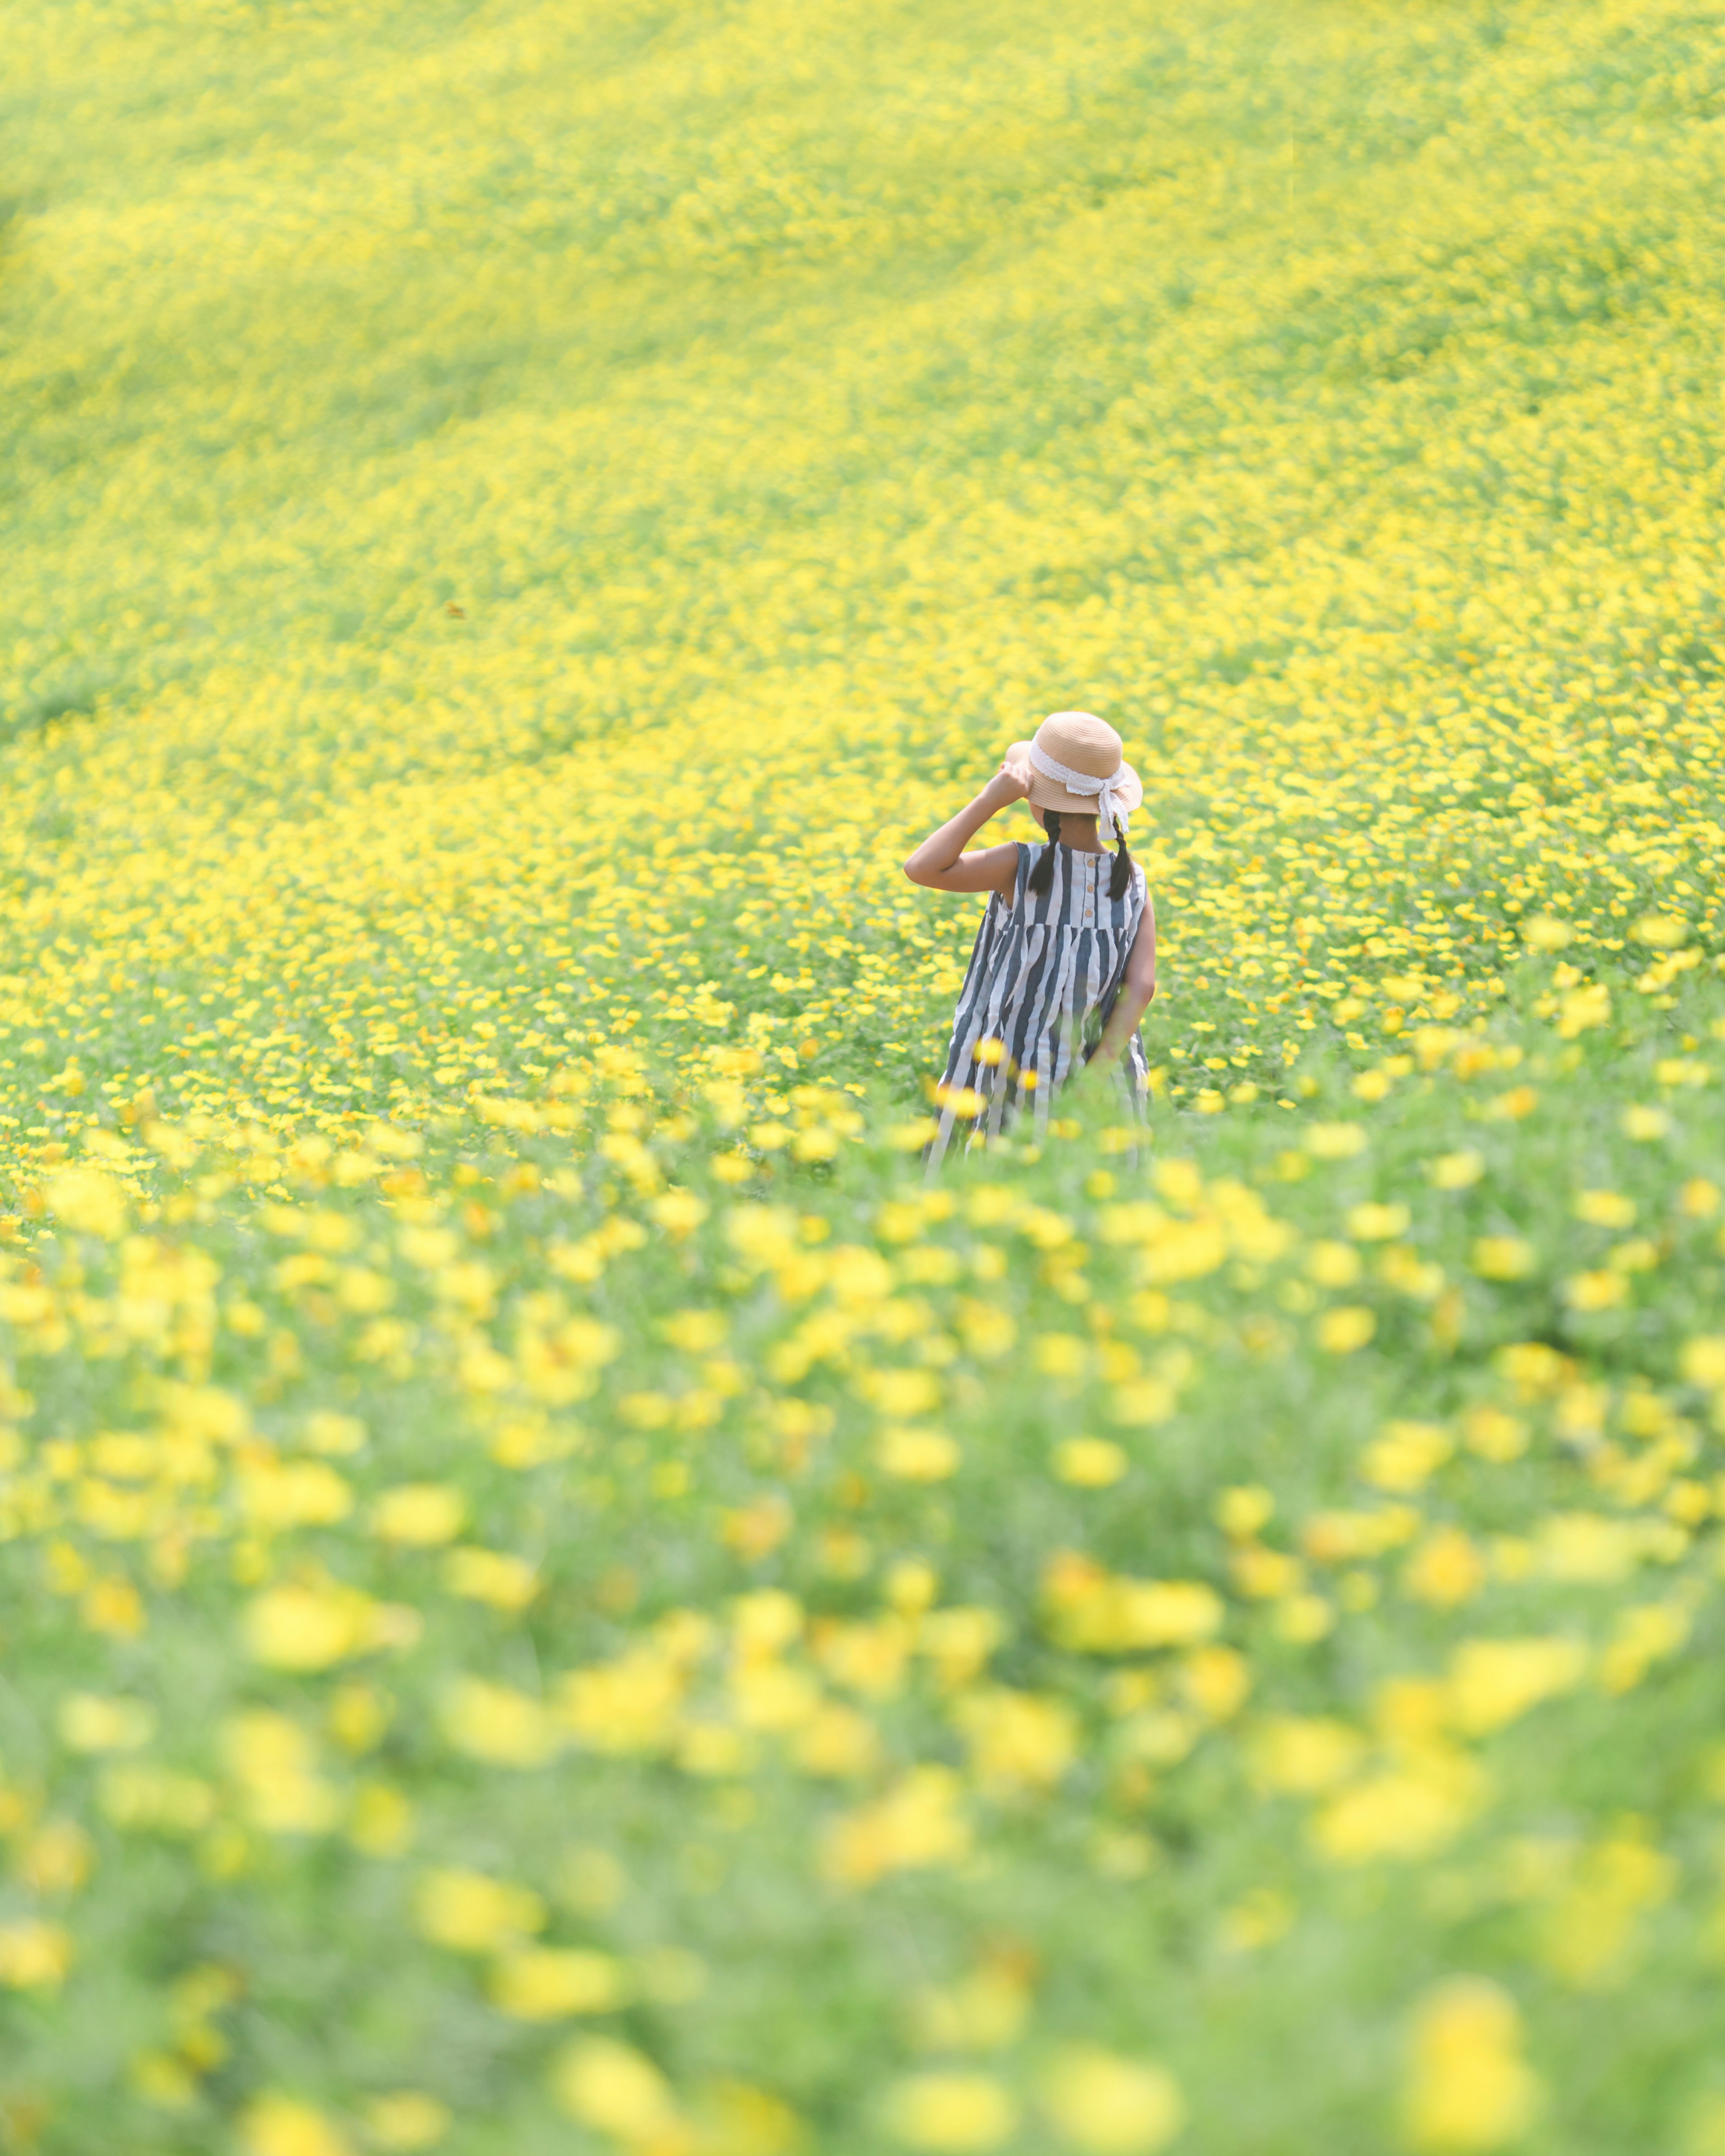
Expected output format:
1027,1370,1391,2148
3,2,1725,2151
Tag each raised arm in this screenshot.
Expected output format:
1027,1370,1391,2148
902,746,1035,899
1090,891,1158,1068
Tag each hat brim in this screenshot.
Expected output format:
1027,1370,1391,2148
1026,765,1143,824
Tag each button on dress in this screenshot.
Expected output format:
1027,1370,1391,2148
928,841,1151,1165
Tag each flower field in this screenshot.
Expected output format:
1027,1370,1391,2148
6,0,1725,2148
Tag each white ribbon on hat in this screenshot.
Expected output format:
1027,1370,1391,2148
1029,742,1137,838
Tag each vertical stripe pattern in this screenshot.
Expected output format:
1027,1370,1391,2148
927,841,1151,1166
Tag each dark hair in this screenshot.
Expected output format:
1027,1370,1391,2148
1109,814,1134,900
1027,809,1062,895
1028,811,1134,901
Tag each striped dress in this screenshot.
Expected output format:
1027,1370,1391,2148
928,840,1150,1164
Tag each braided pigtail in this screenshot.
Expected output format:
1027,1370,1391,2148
1109,814,1134,900
1027,809,1062,896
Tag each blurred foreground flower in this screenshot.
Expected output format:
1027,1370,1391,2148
1040,2047,1185,2152
1402,1979,1541,2149
883,2072,1018,2150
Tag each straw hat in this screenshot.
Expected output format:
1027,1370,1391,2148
1025,711,1143,831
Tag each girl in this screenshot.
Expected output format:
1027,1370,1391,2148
905,710,1157,1162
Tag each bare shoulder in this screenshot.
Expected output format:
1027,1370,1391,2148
914,840,1021,898
978,840,1022,905
987,839,1024,904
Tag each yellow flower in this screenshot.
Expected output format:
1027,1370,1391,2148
795,1703,882,1779
1305,1122,1368,1160
1138,1219,1228,1283
1314,1756,1486,1864
876,1427,961,1481
58,1693,155,1753
662,1307,728,1352
223,1712,340,1835
650,1189,709,1237
327,1683,391,1753
1471,1237,1534,1281
882,2072,1018,2151
1534,1512,1645,1584
1039,2047,1185,2153
1215,1484,1274,1537
1680,1336,1725,1387
823,1767,971,1886
1042,1560,1224,1653
888,1119,940,1150
349,1784,416,1858
1460,1407,1526,1462
0,1920,74,1989
920,1607,1006,1689
1564,1269,1626,1311
489,1947,624,2019
1248,1716,1366,1795
697,2081,804,2153
1316,1305,1376,1353
1307,1241,1362,1287
97,1763,216,1834
1684,2094,1725,2156
550,2037,680,2141
914,1960,1032,2051
1178,1645,1251,1721
240,2097,354,2156
1538,1828,1675,1987
955,1688,1077,1792
1574,1189,1635,1228
372,1483,468,1546
1445,1638,1586,1734
442,1547,540,1611
1302,1508,1418,1563
1402,1529,1486,1607
413,1868,545,1954
1347,1202,1410,1240
1217,1886,1296,1954
1051,1438,1128,1487
244,1582,389,1670
238,1459,354,1531
18,1820,94,1896
1556,983,1610,1038
439,1678,560,1767
358,2094,451,2151
1402,1979,1542,2150
306,1410,367,1455
1108,1379,1178,1426
1231,1543,1302,1599
130,2049,197,2107
867,1367,942,1417
1598,1602,1690,1695
557,1650,687,1755
45,1164,128,1238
